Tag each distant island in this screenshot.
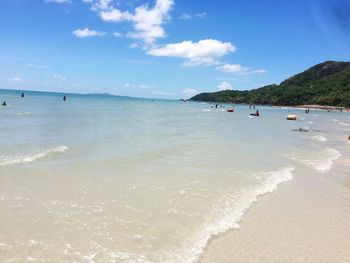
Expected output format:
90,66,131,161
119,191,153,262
190,61,350,108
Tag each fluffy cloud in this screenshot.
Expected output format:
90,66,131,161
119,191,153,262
182,88,198,98
84,0,174,44
217,64,266,75
99,9,132,22
72,28,106,38
217,81,233,91
127,0,174,44
45,0,71,3
148,39,235,66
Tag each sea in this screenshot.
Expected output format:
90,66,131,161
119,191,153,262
0,89,349,263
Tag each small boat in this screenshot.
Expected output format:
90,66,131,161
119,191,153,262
227,108,234,112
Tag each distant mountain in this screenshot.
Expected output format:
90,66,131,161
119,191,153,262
190,61,350,107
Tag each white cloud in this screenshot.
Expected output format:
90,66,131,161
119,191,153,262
179,13,191,20
217,81,233,91
84,0,174,45
99,9,132,22
129,43,139,48
127,0,174,44
113,32,122,37
179,12,206,20
52,74,66,81
10,77,21,82
25,63,49,69
148,39,235,66
217,64,266,75
45,0,71,4
72,28,106,38
182,88,198,98
196,12,206,18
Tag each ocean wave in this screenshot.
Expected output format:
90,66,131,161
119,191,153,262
310,134,327,142
176,166,294,263
290,148,341,172
0,145,68,167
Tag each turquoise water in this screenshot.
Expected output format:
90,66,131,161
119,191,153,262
0,89,349,262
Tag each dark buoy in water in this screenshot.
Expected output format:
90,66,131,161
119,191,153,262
2,101,7,106
21,92,24,98
63,95,67,101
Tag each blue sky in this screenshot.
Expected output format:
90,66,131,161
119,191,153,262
1,0,349,99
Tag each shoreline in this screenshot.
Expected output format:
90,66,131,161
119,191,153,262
294,104,350,112
199,164,350,263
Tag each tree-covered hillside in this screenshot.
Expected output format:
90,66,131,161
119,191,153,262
190,61,350,107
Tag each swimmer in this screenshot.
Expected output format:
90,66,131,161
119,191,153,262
63,95,67,101
2,101,7,106
250,110,260,116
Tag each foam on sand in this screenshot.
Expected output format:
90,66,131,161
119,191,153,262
310,134,327,142
0,145,68,166
175,167,294,263
291,148,341,172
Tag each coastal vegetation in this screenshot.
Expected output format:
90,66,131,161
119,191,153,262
190,61,350,107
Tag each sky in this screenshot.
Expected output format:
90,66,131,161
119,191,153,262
0,0,350,99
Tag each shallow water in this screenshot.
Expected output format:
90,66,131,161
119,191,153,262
0,89,349,262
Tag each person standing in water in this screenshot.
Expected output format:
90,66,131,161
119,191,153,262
21,92,24,98
2,101,7,106
63,95,67,101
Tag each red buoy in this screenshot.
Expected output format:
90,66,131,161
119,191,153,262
227,108,234,112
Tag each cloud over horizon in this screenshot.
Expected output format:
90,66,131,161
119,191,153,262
216,64,266,75
148,39,235,66
72,28,106,38
217,81,233,91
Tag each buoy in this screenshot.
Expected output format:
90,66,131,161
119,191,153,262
287,114,297,120
227,108,234,112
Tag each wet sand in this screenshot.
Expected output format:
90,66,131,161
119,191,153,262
200,165,350,263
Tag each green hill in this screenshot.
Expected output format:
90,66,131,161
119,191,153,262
190,61,350,107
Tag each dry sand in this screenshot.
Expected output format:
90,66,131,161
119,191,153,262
200,165,350,263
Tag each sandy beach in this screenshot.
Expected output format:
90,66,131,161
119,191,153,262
200,163,350,263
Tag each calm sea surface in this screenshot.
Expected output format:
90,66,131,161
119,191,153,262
0,89,349,262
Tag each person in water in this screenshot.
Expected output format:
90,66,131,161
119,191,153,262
2,101,7,106
250,110,260,116
21,92,24,98
63,95,67,101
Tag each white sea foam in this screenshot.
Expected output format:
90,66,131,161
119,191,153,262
311,134,327,142
338,122,350,127
16,112,32,116
202,109,211,112
0,145,68,166
291,148,341,172
175,167,294,263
